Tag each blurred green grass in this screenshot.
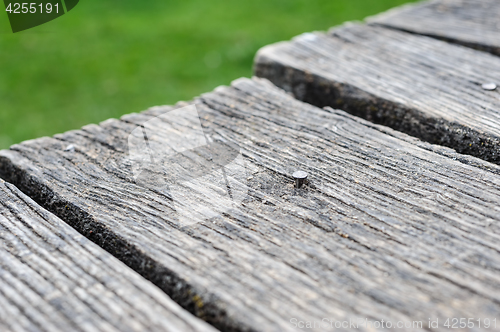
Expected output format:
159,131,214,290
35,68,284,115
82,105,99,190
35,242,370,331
0,0,415,149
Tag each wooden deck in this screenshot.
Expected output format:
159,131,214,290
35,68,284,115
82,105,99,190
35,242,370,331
0,180,217,332
1,0,500,331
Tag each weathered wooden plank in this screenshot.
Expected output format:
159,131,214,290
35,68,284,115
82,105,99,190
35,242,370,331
0,179,218,332
369,0,500,56
1,77,500,331
254,24,500,164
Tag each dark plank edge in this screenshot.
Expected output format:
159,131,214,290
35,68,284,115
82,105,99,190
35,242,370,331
0,179,219,332
0,162,235,331
323,106,500,176
253,24,500,165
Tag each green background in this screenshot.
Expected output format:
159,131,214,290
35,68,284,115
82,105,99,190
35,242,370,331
0,0,415,149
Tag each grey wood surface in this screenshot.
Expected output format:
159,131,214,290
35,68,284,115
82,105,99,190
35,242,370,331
369,0,500,56
0,179,218,332
1,77,500,331
254,24,500,164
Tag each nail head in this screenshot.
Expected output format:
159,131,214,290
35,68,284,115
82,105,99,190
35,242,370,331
293,171,308,188
64,144,75,152
482,83,497,91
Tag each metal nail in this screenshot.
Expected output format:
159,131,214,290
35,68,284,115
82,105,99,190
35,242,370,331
482,83,497,91
293,171,308,188
64,144,75,152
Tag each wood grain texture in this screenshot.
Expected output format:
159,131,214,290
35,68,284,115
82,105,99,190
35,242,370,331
0,179,218,332
254,24,500,164
1,77,500,331
369,0,500,56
